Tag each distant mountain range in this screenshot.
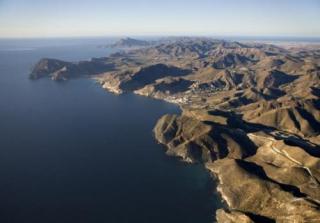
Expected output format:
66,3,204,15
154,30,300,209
107,37,153,48
30,37,320,223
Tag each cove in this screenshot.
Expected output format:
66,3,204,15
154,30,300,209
0,39,222,223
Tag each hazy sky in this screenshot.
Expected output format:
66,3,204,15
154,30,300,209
0,0,319,38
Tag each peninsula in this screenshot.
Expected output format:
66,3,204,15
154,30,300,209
30,37,320,223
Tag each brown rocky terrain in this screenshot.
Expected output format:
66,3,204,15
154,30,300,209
30,57,115,81
30,38,320,223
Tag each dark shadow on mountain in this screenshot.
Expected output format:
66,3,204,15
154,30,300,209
120,64,191,91
236,159,307,198
244,212,276,223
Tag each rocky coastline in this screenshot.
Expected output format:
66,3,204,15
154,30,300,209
30,38,320,222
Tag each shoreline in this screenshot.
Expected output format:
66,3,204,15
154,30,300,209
93,77,229,218
30,37,320,222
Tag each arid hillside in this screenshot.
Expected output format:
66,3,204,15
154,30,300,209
31,38,320,223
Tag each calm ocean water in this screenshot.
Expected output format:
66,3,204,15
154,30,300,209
0,38,221,223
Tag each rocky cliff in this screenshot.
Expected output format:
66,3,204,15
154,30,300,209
30,37,320,222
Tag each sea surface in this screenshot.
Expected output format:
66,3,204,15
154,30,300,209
0,38,221,223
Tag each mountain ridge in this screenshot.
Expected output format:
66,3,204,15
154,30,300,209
30,37,320,223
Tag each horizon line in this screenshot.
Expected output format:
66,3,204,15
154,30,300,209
1,34,320,40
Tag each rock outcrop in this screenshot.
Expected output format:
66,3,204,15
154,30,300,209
215,209,255,223
208,158,320,223
30,58,114,80
29,58,71,79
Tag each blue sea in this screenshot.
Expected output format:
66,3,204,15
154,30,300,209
0,38,221,223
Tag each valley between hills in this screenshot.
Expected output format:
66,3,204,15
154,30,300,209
30,37,320,223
